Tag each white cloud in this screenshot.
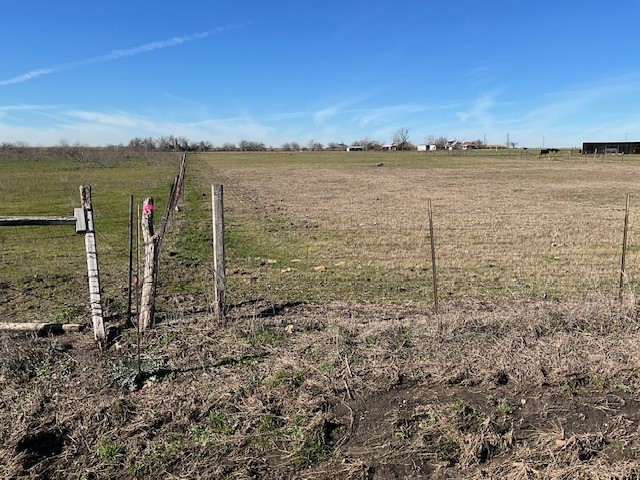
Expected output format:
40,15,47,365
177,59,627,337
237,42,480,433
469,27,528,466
314,99,362,123
0,107,277,146
0,104,60,120
314,105,343,123
456,92,497,124
355,104,425,127
66,110,155,130
0,104,59,111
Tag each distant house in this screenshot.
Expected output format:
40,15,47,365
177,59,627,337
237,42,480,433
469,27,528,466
447,140,462,151
461,141,477,150
381,143,398,151
347,145,364,152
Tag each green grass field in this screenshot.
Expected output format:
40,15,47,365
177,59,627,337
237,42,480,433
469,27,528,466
0,154,181,322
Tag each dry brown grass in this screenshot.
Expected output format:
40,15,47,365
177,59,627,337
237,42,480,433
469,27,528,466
4,151,640,478
196,151,640,301
2,297,640,478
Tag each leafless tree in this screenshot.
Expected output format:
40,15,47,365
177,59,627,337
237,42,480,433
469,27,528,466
435,136,448,149
221,142,237,151
239,140,266,151
392,128,411,150
327,142,347,151
352,139,382,151
307,139,324,151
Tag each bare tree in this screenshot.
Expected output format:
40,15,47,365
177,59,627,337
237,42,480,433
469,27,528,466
367,140,383,151
472,139,485,149
327,142,347,151
282,142,302,151
392,128,411,150
435,136,448,149
221,142,237,151
239,140,266,151
353,138,382,151
307,139,324,151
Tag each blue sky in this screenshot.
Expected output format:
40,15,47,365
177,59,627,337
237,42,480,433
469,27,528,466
1,0,640,148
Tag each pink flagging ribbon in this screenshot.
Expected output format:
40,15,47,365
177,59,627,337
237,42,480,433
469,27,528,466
143,203,154,215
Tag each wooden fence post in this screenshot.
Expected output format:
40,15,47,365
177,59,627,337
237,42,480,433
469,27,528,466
212,185,226,322
80,185,106,342
139,197,158,332
175,153,187,210
428,199,439,318
127,195,134,327
619,193,631,301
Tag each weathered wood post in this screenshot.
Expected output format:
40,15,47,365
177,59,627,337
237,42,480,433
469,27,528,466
80,185,106,342
619,193,631,301
175,153,187,210
428,198,439,318
139,197,158,332
212,185,226,322
127,195,134,327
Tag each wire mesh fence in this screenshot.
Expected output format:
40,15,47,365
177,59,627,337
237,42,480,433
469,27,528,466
0,213,129,324
1,184,637,325
219,197,638,306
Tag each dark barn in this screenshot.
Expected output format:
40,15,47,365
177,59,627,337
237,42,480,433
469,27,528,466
582,141,640,154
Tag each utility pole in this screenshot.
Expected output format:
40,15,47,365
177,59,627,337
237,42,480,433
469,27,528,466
506,132,510,148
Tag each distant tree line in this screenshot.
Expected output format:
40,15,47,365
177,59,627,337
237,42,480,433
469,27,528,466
0,129,491,156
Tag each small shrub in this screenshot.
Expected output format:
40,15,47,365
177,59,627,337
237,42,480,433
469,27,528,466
207,408,238,435
423,434,460,465
190,425,214,447
109,355,166,392
496,402,514,417
97,438,122,461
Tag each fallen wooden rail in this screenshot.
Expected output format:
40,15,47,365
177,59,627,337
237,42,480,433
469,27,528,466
0,216,77,226
0,323,85,334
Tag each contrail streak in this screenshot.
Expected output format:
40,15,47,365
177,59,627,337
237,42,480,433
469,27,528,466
0,27,230,86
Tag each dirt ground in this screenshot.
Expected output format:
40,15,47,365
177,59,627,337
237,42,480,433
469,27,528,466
2,297,640,479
